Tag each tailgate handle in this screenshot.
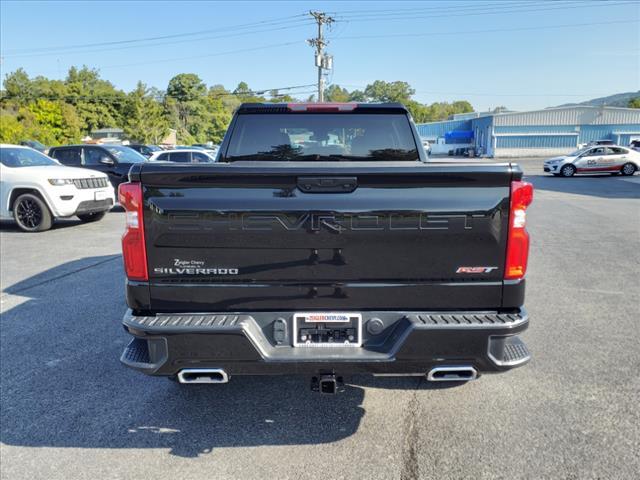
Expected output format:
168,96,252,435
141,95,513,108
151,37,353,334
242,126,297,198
297,176,358,193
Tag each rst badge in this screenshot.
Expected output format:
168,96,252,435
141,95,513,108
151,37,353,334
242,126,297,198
456,266,498,274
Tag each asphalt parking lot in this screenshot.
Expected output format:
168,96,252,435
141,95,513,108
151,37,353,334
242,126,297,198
1,158,639,480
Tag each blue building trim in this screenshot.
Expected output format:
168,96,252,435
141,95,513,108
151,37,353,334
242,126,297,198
415,107,640,156
416,120,471,139
494,125,579,134
495,135,577,149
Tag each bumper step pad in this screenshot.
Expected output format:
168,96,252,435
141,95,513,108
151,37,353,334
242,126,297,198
409,312,524,326
129,314,249,329
489,335,531,367
122,337,149,364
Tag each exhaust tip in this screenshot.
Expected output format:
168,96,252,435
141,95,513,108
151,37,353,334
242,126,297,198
177,368,229,384
427,366,477,382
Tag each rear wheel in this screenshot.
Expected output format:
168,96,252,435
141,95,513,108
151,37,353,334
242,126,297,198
77,211,107,222
560,164,576,177
13,193,53,232
621,162,637,176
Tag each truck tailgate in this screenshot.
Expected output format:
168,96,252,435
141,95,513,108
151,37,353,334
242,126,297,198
139,163,516,312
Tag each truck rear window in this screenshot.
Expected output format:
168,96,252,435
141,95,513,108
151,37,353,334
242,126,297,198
225,113,419,161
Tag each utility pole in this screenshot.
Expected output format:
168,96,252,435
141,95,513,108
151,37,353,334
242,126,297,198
308,11,334,102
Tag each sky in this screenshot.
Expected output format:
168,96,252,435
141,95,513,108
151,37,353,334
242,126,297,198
1,0,639,111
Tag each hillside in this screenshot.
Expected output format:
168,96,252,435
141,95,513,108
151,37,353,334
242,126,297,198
558,91,640,108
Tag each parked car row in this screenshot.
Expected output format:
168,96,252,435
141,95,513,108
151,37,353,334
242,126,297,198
0,144,115,232
128,144,163,157
149,149,217,163
48,144,146,192
1,139,222,232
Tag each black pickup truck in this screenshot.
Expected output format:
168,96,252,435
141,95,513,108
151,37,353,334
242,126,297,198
119,103,533,393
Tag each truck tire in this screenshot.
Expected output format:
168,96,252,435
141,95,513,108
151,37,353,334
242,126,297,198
560,164,576,177
621,163,637,176
77,211,107,222
13,193,53,232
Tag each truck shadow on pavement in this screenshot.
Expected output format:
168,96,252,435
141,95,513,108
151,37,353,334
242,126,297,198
523,173,640,199
0,255,448,458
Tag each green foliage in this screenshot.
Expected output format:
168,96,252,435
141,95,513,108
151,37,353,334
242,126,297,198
1,68,477,147
25,99,81,144
3,69,33,103
324,83,474,122
232,81,266,103
628,97,640,109
0,110,26,143
325,85,351,103
123,82,169,144
64,66,126,134
167,73,207,102
0,97,80,145
364,80,415,103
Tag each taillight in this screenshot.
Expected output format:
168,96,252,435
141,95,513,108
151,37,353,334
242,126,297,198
505,180,534,280
118,182,148,281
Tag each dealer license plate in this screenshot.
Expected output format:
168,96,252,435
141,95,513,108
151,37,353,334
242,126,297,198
293,312,362,347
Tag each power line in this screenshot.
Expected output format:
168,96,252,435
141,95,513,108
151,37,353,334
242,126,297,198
332,1,636,23
99,40,304,69
3,20,314,59
2,13,310,55
327,0,546,15
336,19,639,40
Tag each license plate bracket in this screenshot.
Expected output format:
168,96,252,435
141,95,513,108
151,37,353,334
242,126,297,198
94,190,108,201
293,312,362,347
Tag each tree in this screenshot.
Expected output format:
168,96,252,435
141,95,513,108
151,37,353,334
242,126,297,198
203,93,232,143
2,68,33,104
414,100,475,122
232,81,266,103
629,97,640,109
210,84,240,112
267,89,296,103
348,90,367,102
165,74,208,143
19,99,81,144
167,73,207,102
64,66,125,134
2,67,479,147
363,80,414,103
325,85,350,102
405,100,430,123
0,111,25,143
123,82,169,144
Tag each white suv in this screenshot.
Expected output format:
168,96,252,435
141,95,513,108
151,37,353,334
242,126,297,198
0,145,115,232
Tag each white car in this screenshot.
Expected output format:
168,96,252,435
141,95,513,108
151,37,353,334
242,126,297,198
0,145,115,232
543,146,640,177
149,149,216,163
